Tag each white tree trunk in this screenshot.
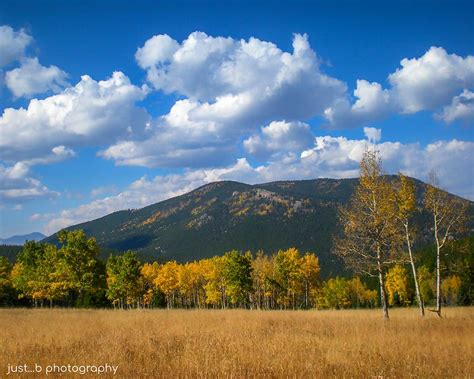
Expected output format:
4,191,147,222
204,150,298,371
377,245,389,320
434,214,442,318
405,223,424,316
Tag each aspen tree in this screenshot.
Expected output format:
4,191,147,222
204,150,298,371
424,172,467,317
335,149,399,319
394,174,424,315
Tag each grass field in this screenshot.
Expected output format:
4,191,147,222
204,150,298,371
1,307,473,377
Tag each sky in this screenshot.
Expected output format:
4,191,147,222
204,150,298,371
0,0,473,238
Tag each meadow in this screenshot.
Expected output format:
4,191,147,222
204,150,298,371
0,307,473,377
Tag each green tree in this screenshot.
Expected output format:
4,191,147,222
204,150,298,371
275,248,305,309
106,251,142,309
58,230,102,305
0,256,13,305
222,250,253,307
319,277,350,309
417,265,435,305
12,242,46,306
11,242,70,307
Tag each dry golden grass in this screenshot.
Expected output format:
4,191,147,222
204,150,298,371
0,307,473,378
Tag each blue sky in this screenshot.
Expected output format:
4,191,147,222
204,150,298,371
0,0,473,237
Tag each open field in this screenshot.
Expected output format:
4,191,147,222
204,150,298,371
1,308,473,378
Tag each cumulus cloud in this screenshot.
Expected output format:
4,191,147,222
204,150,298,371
25,146,76,166
139,32,345,114
42,133,474,234
0,162,58,203
0,71,149,162
135,34,180,69
0,145,72,203
389,47,474,113
243,121,314,160
2,30,472,233
5,57,69,97
324,80,393,128
90,185,118,198
101,32,346,168
436,89,474,124
363,127,382,143
0,25,32,67
325,47,474,127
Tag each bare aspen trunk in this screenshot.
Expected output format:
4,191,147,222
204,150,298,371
377,246,389,320
435,240,442,317
378,268,389,320
434,215,442,318
304,282,309,309
405,223,424,316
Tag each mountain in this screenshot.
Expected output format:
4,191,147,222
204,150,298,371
0,232,46,246
44,178,473,276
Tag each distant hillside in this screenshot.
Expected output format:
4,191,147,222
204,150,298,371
0,245,23,262
0,232,46,246
44,178,473,277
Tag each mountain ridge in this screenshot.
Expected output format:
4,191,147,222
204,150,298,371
44,177,473,276
0,232,46,246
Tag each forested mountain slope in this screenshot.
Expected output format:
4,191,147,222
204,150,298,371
44,178,473,276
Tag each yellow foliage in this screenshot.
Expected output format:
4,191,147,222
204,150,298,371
441,275,461,305
385,265,411,306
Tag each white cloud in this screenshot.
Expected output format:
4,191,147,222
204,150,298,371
5,57,69,97
135,34,180,69
0,71,149,162
29,213,44,221
325,47,474,127
42,134,474,234
363,127,382,143
323,79,394,128
243,121,314,160
102,32,346,168
90,185,118,198
0,25,32,67
24,145,76,166
436,89,474,124
389,47,474,113
0,162,58,203
139,32,345,112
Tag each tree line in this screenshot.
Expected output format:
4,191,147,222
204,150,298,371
0,149,471,314
0,232,470,311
